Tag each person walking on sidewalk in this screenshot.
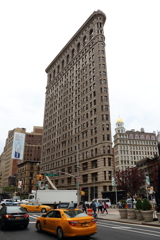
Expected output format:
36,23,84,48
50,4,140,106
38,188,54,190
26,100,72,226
98,201,103,213
90,200,96,214
82,201,87,213
103,201,108,214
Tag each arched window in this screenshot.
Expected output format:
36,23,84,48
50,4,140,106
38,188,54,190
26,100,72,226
57,65,60,74
72,49,75,58
53,69,55,77
89,29,93,39
77,42,80,53
146,135,150,140
66,54,69,64
129,134,133,139
135,134,139,139
49,74,52,83
83,36,87,46
151,135,155,140
62,60,64,69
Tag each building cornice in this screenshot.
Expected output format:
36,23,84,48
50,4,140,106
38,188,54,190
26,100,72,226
45,10,106,73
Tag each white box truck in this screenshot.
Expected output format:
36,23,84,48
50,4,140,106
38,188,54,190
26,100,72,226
28,189,77,206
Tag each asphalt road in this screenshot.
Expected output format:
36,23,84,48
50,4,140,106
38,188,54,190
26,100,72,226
0,213,160,240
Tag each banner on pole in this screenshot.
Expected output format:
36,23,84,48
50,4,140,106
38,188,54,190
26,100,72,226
18,181,22,188
112,177,116,187
146,175,150,188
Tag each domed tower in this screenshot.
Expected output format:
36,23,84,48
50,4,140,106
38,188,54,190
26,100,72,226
115,117,125,133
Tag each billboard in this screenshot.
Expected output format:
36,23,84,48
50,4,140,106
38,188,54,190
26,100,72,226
11,132,25,160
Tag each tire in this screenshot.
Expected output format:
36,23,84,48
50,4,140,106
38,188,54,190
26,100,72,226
36,221,42,232
41,208,46,213
57,227,64,240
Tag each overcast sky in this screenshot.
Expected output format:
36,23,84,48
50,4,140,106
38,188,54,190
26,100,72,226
0,0,160,154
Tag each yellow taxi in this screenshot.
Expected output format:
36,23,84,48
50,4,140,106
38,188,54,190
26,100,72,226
35,209,97,239
20,202,51,213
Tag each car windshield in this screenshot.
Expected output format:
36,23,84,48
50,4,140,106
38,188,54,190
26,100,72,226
7,206,26,213
64,210,88,218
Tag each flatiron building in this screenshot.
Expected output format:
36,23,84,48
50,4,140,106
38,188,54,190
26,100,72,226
41,10,113,200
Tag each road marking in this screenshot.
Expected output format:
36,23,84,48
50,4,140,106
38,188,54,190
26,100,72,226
97,223,160,237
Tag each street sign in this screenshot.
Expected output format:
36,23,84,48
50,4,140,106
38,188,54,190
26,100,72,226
76,177,80,182
45,173,58,177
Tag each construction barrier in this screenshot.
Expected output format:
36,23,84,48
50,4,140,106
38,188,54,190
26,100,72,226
87,208,93,216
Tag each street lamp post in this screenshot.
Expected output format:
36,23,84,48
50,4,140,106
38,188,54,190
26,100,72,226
76,145,80,207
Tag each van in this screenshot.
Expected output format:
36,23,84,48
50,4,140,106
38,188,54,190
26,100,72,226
92,198,111,207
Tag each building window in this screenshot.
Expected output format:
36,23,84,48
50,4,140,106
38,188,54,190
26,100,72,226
61,168,65,175
72,49,75,58
83,162,88,170
92,172,98,181
67,177,72,185
77,42,80,52
62,60,64,69
83,36,87,46
83,174,88,183
67,54,69,64
92,160,98,168
57,65,60,74
108,158,111,166
107,146,110,153
108,171,112,180
90,29,93,39
68,166,72,173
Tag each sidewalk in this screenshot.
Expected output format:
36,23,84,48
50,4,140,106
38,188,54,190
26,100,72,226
97,208,160,227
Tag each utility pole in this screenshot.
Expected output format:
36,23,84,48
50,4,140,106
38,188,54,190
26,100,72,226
76,145,80,207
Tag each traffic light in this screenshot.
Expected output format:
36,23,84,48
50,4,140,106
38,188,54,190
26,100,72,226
80,191,85,196
37,174,43,180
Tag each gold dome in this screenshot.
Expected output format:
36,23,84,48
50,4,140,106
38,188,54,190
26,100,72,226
116,117,123,123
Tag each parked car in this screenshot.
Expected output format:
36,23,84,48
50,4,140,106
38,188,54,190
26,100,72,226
20,202,51,213
21,199,29,204
0,206,29,229
0,199,20,207
35,209,97,239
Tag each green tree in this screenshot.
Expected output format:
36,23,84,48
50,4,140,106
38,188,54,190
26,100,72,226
3,186,16,194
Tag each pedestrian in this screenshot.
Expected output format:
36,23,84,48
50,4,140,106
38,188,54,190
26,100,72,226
69,201,75,208
82,201,87,213
117,201,122,209
53,201,57,209
98,201,103,213
77,202,82,209
103,201,108,214
90,200,96,214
